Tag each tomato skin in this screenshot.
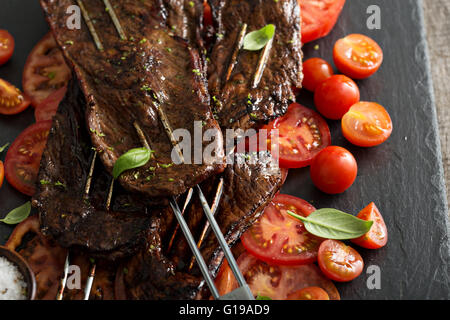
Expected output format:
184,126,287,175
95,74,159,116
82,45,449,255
35,86,67,122
333,34,383,79
287,287,330,300
264,103,331,169
318,240,363,282
302,58,334,92
342,102,393,147
5,121,52,196
314,75,360,120
351,203,388,249
0,78,31,115
0,161,4,188
203,1,213,27
241,194,322,266
299,0,346,44
0,30,15,66
310,146,357,194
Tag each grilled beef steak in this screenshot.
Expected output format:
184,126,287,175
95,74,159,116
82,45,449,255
207,0,303,130
122,153,282,299
33,80,155,260
40,0,225,197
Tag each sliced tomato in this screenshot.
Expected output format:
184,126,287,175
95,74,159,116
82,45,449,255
0,30,15,66
241,194,322,265
263,103,331,169
5,121,52,196
0,78,31,115
287,286,330,300
35,86,67,122
342,102,393,147
314,75,360,120
302,58,334,92
333,34,383,79
310,146,357,194
318,239,363,282
280,168,289,185
215,251,340,300
0,160,4,188
351,203,388,249
299,0,346,44
22,33,71,107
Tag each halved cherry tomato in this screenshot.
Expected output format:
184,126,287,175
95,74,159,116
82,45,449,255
333,34,383,79
0,78,31,115
35,86,67,122
342,102,393,147
351,203,388,249
280,168,289,185
0,161,4,188
318,239,363,282
5,121,52,196
215,251,340,300
314,75,360,120
23,33,71,107
263,103,331,169
287,286,330,300
299,0,346,44
0,30,15,66
241,194,323,265
302,58,334,92
310,146,357,194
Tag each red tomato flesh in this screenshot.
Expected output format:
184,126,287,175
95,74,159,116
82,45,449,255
351,202,388,249
264,103,331,169
310,146,357,194
0,78,31,115
215,251,340,300
314,75,360,120
5,121,52,196
334,34,383,79
241,194,323,266
0,30,15,66
342,101,393,147
0,161,4,188
302,58,334,92
287,286,330,300
318,239,364,282
299,0,346,44
22,33,71,107
35,86,67,122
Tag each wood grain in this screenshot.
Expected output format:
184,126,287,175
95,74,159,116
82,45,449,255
423,0,450,208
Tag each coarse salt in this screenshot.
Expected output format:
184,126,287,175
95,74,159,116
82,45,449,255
0,256,27,300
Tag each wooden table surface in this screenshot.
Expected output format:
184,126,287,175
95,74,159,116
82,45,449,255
423,0,450,210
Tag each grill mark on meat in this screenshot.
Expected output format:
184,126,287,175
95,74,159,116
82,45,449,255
40,0,225,197
207,0,303,130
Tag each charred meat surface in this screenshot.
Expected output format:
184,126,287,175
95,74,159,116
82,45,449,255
40,0,225,197
33,80,154,260
123,153,282,300
208,0,303,130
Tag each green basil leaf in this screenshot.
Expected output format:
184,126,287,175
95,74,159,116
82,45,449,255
243,24,276,51
0,202,32,225
256,295,272,300
287,208,373,240
112,147,152,179
0,143,9,153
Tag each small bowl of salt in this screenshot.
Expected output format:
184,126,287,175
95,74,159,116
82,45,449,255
0,246,36,300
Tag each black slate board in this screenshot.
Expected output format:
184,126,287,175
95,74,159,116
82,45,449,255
0,0,449,299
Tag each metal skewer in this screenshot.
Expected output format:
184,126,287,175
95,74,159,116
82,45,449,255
252,33,274,88
77,0,103,51
224,24,247,83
